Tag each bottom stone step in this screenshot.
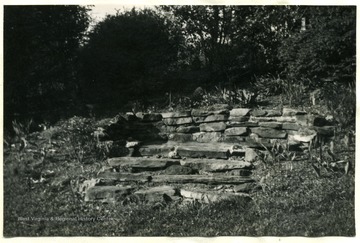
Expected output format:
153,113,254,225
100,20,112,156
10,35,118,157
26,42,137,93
97,172,254,185
84,185,253,204
180,189,251,204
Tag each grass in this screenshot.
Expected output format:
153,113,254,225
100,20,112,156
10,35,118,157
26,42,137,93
3,115,356,237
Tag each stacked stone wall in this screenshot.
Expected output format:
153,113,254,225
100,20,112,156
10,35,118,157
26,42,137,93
104,104,334,151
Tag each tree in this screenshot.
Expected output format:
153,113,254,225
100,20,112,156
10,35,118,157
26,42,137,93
278,6,356,85
4,5,91,126
79,8,180,107
158,6,300,87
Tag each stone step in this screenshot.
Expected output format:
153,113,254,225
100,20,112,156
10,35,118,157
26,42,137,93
107,157,180,172
180,189,251,204
151,174,254,185
180,158,253,172
106,156,254,173
138,141,277,159
139,142,245,159
97,172,254,185
84,185,253,204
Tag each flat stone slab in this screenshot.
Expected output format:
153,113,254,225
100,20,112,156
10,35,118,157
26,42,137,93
180,189,251,203
192,132,224,143
139,144,173,157
151,175,254,185
199,122,226,132
223,136,246,143
251,109,282,117
139,141,258,159
97,172,254,185
230,108,250,117
180,158,253,172
192,116,206,124
176,143,230,159
224,127,248,136
97,172,153,184
226,121,258,127
289,133,316,143
259,122,282,129
176,126,200,133
204,114,228,123
282,123,301,130
135,185,176,195
84,186,133,202
191,109,210,117
161,111,191,118
249,116,297,123
161,165,197,175
163,117,193,126
107,157,180,172
250,127,287,139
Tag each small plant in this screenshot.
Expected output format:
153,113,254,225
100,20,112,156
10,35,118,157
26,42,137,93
322,81,355,132
257,140,297,169
254,75,310,107
58,116,105,164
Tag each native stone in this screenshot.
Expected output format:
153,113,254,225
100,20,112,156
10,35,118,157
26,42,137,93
192,116,206,123
282,123,301,130
224,127,248,136
199,122,226,132
245,148,259,162
163,117,193,126
176,142,230,159
176,126,200,133
250,127,287,139
226,121,259,127
180,189,251,203
180,158,252,172
192,132,224,143
107,157,180,172
151,174,254,185
204,114,228,122
230,108,251,117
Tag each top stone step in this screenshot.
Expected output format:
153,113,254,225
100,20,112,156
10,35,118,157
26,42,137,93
138,141,249,159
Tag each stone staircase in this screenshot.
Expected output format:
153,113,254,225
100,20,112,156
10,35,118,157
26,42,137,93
81,142,258,205
80,104,335,205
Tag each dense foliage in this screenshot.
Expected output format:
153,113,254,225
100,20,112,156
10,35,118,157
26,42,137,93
78,8,181,108
278,6,356,84
4,6,91,128
3,5,356,130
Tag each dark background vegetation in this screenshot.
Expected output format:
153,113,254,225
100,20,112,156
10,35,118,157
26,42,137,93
4,5,356,132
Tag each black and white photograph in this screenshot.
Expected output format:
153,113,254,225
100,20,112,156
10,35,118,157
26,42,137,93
2,0,357,238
